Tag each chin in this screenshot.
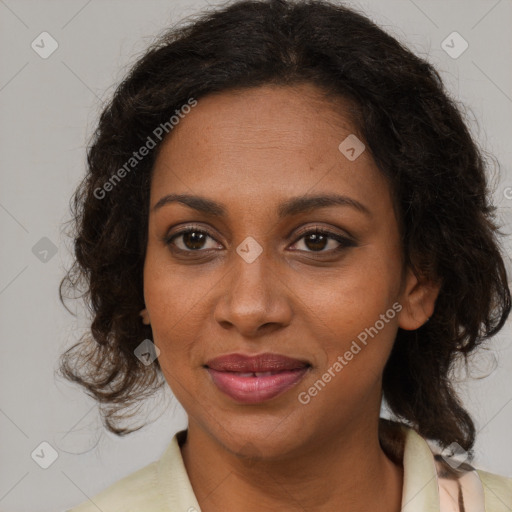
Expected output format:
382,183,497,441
200,408,313,460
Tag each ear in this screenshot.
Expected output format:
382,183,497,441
140,307,151,325
398,267,441,330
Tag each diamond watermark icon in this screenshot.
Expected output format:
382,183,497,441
31,32,59,59
439,441,469,469
31,441,59,469
134,339,160,366
441,31,468,59
236,236,263,263
338,134,365,161
32,237,58,263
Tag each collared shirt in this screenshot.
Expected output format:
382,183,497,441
69,426,512,512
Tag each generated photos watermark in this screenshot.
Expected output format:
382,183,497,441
93,97,198,200
298,301,403,405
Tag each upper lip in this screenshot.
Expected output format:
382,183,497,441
205,353,310,372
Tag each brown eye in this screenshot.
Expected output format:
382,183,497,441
181,230,208,250
292,229,355,253
166,228,220,252
303,232,329,251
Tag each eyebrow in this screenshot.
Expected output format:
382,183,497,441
152,193,371,218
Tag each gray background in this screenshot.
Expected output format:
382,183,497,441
0,1,511,511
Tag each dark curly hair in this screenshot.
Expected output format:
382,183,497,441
58,0,511,458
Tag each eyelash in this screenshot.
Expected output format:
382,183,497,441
164,224,356,257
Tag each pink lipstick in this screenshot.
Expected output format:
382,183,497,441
205,353,310,404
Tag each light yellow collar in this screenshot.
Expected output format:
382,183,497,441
157,426,443,511
399,425,441,511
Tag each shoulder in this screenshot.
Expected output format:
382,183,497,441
476,468,512,511
383,421,511,511
67,430,200,512
67,460,163,512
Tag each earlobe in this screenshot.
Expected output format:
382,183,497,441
398,267,441,331
140,307,151,325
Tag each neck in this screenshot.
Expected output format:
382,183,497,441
180,417,404,512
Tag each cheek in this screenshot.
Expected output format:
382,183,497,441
142,259,197,367
297,250,400,330
300,309,399,414
293,249,402,385
143,244,209,324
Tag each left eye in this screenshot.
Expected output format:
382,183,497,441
291,230,352,252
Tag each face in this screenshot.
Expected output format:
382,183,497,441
141,83,438,459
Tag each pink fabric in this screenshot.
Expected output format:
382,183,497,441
437,462,486,512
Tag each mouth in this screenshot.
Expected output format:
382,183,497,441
204,353,311,404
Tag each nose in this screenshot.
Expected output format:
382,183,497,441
213,248,293,338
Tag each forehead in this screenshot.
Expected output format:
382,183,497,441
149,84,391,214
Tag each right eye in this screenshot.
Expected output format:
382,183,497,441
165,226,222,253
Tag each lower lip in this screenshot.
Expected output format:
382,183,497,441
207,367,310,404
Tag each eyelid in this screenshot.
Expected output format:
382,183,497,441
292,224,353,241
165,222,220,239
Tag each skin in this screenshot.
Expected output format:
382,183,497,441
140,83,440,512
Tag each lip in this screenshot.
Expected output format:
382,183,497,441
205,353,310,372
205,353,311,404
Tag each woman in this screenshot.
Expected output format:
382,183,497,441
60,0,512,510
